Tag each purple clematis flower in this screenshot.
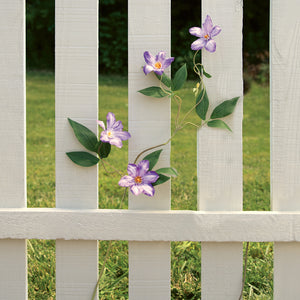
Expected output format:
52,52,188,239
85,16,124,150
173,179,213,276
143,51,174,75
118,160,159,197
189,15,221,52
97,112,131,148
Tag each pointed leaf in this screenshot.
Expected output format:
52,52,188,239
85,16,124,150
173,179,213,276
207,120,232,132
155,167,178,177
143,149,163,170
155,72,172,88
138,86,169,98
172,64,187,91
210,97,239,119
195,89,209,120
152,174,170,186
68,118,98,152
66,151,99,167
203,69,212,78
96,141,111,159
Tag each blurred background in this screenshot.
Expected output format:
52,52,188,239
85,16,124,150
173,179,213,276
26,0,270,86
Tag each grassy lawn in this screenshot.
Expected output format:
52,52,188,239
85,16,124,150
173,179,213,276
27,72,272,299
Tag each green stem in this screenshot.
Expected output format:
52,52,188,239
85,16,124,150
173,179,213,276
239,242,250,300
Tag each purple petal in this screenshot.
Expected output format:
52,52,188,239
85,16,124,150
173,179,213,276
127,164,137,177
137,160,149,177
210,25,221,37
109,137,123,148
156,51,166,62
100,131,110,142
189,27,203,38
191,38,206,51
140,184,155,197
112,120,123,130
143,171,159,184
143,64,155,75
162,57,174,69
205,39,216,52
106,112,116,129
114,130,131,141
97,120,105,130
154,69,164,76
144,51,155,65
203,15,213,34
130,185,144,196
119,175,135,187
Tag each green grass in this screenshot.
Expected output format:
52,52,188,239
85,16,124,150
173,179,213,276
27,72,272,299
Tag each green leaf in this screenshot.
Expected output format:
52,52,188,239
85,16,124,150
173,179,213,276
68,118,98,152
195,89,209,120
66,151,99,167
154,72,172,88
152,174,170,186
143,149,163,170
138,86,169,98
203,69,212,78
172,64,187,91
210,97,239,119
96,141,111,159
207,120,232,132
155,167,178,177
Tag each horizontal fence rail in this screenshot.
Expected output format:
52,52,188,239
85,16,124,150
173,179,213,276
1,208,300,242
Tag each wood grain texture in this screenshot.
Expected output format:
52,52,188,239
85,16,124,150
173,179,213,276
0,0,27,298
55,0,98,298
199,0,244,298
270,0,300,298
128,0,171,298
2,209,300,242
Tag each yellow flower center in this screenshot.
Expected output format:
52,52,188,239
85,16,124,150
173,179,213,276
204,34,209,39
134,176,142,184
155,62,162,69
107,131,113,138
196,82,200,88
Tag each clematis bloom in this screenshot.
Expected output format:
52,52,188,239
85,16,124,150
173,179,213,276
143,51,174,75
118,160,159,196
97,112,131,148
189,15,221,52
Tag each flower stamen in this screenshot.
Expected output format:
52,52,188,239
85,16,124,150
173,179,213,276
134,176,142,184
155,62,162,69
107,131,113,138
204,34,209,39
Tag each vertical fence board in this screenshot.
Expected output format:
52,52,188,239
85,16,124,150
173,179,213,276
55,0,98,298
128,0,171,298
199,1,244,299
0,0,27,299
271,0,300,298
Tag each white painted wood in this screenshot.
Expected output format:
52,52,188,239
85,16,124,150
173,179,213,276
199,1,244,298
3,209,300,242
270,0,300,298
55,0,98,298
0,0,27,299
128,0,171,298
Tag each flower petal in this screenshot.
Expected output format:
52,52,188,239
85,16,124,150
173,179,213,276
203,15,213,34
119,175,135,187
100,131,110,142
106,112,116,129
156,51,166,62
189,27,203,38
140,184,155,197
191,38,206,51
144,51,155,65
130,185,144,196
162,57,175,70
112,120,123,131
143,171,159,184
127,164,137,177
97,120,105,130
143,64,155,75
114,130,131,141
154,69,164,76
205,39,216,52
210,25,221,37
109,137,123,148
137,160,149,177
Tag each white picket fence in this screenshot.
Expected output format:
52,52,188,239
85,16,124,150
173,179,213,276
0,0,300,299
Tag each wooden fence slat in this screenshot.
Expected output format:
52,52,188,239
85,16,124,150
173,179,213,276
199,1,244,298
0,0,27,299
270,0,300,298
128,0,171,298
55,0,98,298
